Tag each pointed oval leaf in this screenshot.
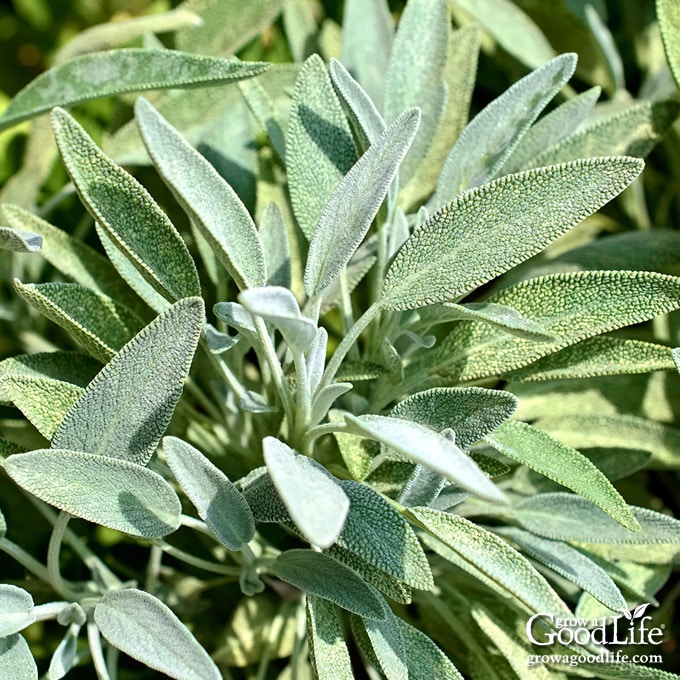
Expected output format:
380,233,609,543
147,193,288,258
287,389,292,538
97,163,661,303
434,53,577,205
47,624,79,680
94,588,220,680
351,605,407,680
0,227,41,253
164,437,255,550
485,421,638,530
306,596,354,680
383,157,643,310
307,327,328,396
434,270,680,381
135,97,266,290
286,54,358,239
271,549,385,620
345,414,505,503
52,297,204,465
0,585,35,637
311,383,352,425
52,107,200,304
0,634,37,680
263,437,349,549
5,450,180,537
260,203,291,288
213,301,256,334
0,49,268,132
659,0,680,90
304,108,420,299
409,507,571,617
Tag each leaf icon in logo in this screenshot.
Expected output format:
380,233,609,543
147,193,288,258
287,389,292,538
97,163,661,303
619,608,633,620
632,603,651,619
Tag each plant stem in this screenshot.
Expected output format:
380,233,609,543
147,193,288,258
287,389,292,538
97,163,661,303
88,622,112,680
145,544,163,594
154,541,241,575
292,351,311,445
0,538,51,582
48,512,81,601
301,421,349,453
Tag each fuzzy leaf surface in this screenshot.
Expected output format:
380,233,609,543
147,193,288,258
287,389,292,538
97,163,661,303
5,450,180,537
659,0,680,91
94,588,220,680
287,54,357,239
164,437,255,550
434,270,680,381
434,53,576,205
135,97,266,290
345,414,505,503
352,604,408,680
52,297,204,465
304,108,419,298
410,507,571,617
263,437,349,549
52,108,200,304
0,585,35,637
306,596,354,680
259,203,291,288
272,549,385,620
47,624,79,680
0,227,41,252
0,635,37,680
485,421,638,530
382,158,643,310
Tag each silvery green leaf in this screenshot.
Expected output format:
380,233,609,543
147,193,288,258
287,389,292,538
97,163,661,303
659,0,680,91
382,157,643,311
485,420,638,530
430,486,469,511
504,86,601,173
47,623,80,680
435,53,577,205
503,337,675,382
240,391,278,414
0,376,83,439
384,0,447,185
240,469,290,523
52,108,201,304
306,596,354,680
346,414,505,503
1,204,136,310
0,227,41,252
330,58,386,149
434,270,680,381
382,338,403,382
204,324,238,354
0,634,37,680
259,203,291,288
0,585,35,637
213,301,256,334
135,97,266,290
13,280,144,363
418,302,556,341
397,466,446,508
287,54,358,239
0,50,268,133
514,493,680,543
239,76,287,161
94,588,220,680
271,549,386,620
409,507,571,617
450,0,555,70
263,437,349,548
387,207,410,259
529,100,680,167
496,527,625,611
307,327,328,396
284,0,318,62
332,429,376,481
5,450,181,537
584,5,624,91
239,286,316,353
164,437,255,550
52,297,204,465
310,383,352,425
328,480,433,590
304,108,419,299
340,0,393,110
57,603,86,627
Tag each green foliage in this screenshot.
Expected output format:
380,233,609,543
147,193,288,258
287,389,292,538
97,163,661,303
0,1,679,678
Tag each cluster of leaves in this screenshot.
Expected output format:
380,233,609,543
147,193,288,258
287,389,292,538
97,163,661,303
1,0,680,678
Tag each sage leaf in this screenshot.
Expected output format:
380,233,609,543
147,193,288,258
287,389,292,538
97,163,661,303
485,420,638,530
304,108,419,299
0,634,37,680
259,202,291,289
204,324,237,354
287,54,358,240
52,297,204,466
434,270,680,381
310,383,352,425
164,437,255,551
135,97,266,290
0,227,41,253
0,49,268,132
351,604,407,680
239,286,316,353
263,437,349,549
409,507,571,617
47,624,79,680
13,280,143,363
659,0,680,91
271,549,386,620
514,493,680,543
345,414,505,503
382,157,643,311
94,588,221,680
307,327,328,396
496,527,625,611
434,53,577,205
52,108,201,304
213,301,256,335
391,387,518,448
5,450,181,538
0,585,35,637
306,596,354,680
